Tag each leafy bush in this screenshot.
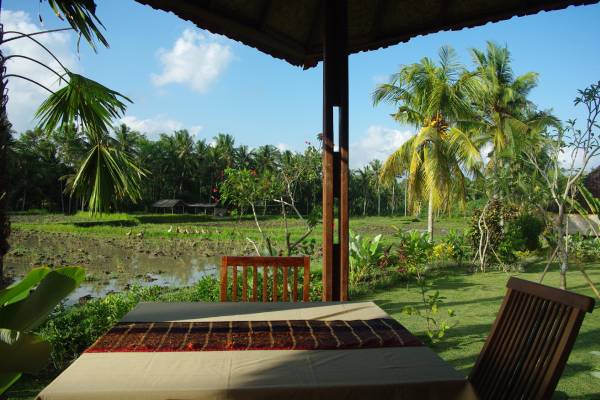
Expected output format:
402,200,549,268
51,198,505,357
441,229,471,265
569,234,600,262
37,277,220,370
395,230,433,276
470,200,529,267
349,230,386,284
432,242,454,264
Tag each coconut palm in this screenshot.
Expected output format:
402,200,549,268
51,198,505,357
470,42,560,172
373,46,482,240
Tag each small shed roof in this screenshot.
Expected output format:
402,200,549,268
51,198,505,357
152,199,186,208
186,203,218,208
135,0,597,68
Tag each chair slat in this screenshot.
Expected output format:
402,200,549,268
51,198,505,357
263,266,268,302
510,300,557,398
242,266,248,301
272,266,278,302
283,266,289,302
469,277,595,400
252,266,258,302
292,266,298,302
220,256,311,303
231,266,238,302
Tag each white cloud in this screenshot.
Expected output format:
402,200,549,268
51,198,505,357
2,10,78,133
120,115,202,138
350,125,414,168
276,143,290,152
151,29,232,93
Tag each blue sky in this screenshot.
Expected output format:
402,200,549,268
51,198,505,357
2,0,600,167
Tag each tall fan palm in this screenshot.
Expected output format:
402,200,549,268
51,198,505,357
1,0,112,283
373,46,482,240
35,73,145,214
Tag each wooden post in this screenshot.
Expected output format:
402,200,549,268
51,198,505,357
322,0,349,301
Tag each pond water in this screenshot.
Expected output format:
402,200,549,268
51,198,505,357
5,233,220,305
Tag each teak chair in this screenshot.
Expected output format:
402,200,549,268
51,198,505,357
469,277,595,400
220,256,310,302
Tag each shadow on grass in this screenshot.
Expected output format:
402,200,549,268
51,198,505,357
136,214,213,224
71,220,138,228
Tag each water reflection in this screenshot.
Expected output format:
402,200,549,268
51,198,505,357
6,234,220,305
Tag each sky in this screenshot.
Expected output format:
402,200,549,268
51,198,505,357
2,0,600,168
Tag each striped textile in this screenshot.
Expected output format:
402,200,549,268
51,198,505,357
85,319,422,353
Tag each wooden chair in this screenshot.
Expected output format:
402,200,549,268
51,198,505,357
469,277,595,400
220,256,310,302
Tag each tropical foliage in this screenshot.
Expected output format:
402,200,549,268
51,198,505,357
0,266,85,394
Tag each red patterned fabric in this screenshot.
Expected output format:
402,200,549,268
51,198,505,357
86,319,422,353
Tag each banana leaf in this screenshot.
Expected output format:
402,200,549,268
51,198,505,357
0,267,52,306
0,266,85,331
0,373,21,395
0,329,51,373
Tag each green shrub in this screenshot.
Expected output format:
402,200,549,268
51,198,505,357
441,229,471,265
570,234,600,262
395,230,433,276
349,230,386,285
512,213,545,251
37,277,220,370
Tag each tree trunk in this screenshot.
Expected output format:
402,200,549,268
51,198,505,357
427,190,434,242
377,187,381,216
557,205,568,290
0,23,11,285
391,183,395,216
404,180,408,217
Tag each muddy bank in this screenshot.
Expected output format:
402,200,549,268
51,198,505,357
3,230,245,304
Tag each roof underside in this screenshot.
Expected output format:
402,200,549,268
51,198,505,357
152,199,185,208
135,0,598,68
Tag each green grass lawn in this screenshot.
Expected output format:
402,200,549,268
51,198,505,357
361,264,600,399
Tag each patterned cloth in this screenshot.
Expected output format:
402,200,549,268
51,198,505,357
86,319,422,353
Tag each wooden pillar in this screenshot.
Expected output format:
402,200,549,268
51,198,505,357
322,0,349,301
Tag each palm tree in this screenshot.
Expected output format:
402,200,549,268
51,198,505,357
254,145,281,172
369,160,383,216
373,46,482,240
470,42,559,177
35,73,145,214
114,123,143,156
235,145,254,169
1,0,110,282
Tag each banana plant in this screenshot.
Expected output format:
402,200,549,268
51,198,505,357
349,230,384,284
0,266,85,395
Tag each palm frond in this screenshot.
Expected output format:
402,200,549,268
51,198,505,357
47,0,108,51
35,72,131,140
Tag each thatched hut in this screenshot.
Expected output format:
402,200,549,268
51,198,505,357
151,199,186,214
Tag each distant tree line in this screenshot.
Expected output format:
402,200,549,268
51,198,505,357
7,127,418,217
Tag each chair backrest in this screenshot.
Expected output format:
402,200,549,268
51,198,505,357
469,277,595,400
220,256,310,302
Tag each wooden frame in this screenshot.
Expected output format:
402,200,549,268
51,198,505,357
220,256,310,302
321,0,349,301
469,277,595,400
